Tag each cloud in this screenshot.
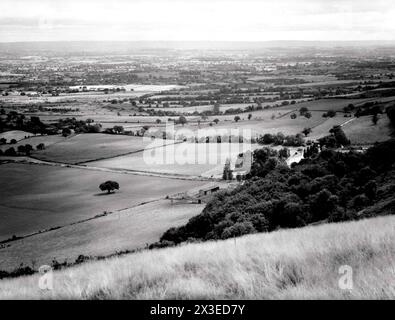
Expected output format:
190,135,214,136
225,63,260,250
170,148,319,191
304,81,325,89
0,0,394,41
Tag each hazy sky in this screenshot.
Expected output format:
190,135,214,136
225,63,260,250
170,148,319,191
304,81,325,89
0,0,394,42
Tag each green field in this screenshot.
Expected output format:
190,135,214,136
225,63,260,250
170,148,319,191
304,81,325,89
291,97,394,111
0,200,204,271
0,163,207,241
32,133,172,164
0,134,66,152
342,115,393,144
88,142,260,178
149,99,307,114
1,215,393,299
0,130,35,143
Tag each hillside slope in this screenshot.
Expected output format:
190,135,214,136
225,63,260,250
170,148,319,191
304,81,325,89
0,215,394,299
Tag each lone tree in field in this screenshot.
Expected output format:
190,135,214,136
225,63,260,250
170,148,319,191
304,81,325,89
299,106,309,116
36,143,45,150
302,127,312,137
213,118,219,124
234,115,241,122
304,111,312,119
178,115,187,126
99,181,120,194
248,113,252,120
372,113,379,125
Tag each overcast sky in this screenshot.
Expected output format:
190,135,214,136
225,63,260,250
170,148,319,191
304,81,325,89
0,0,394,42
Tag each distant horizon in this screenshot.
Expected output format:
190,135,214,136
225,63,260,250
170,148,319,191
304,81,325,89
1,40,395,43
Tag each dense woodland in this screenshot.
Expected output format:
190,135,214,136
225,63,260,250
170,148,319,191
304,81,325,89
156,138,395,246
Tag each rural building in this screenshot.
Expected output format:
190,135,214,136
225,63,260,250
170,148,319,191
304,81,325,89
199,185,220,196
26,91,40,97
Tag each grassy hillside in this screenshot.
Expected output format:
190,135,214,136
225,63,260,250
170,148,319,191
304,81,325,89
0,215,394,299
342,115,393,145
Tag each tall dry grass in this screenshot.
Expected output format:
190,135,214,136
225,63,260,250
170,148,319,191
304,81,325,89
0,215,394,299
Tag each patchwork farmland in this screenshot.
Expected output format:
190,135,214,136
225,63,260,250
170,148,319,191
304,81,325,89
0,40,395,300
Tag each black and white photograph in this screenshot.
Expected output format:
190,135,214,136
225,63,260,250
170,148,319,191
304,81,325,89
0,0,394,307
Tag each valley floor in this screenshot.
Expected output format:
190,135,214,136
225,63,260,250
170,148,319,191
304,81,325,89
0,215,394,299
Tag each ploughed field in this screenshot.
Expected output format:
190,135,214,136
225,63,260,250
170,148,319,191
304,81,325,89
0,163,207,241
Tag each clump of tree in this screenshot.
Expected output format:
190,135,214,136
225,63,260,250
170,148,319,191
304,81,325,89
323,110,336,118
343,104,355,113
113,126,124,134
177,116,187,126
330,126,350,146
283,134,304,147
257,132,304,147
386,104,395,126
62,128,72,137
99,181,120,194
17,144,33,156
319,126,350,148
278,147,290,159
55,118,102,135
36,143,45,150
302,127,312,137
303,143,320,158
4,147,16,156
0,111,51,135
355,101,383,118
299,107,309,116
154,139,395,246
222,158,233,180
